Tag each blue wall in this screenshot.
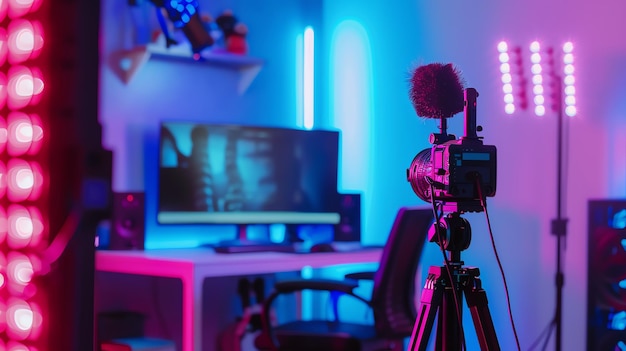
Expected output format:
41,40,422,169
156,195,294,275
100,0,433,248
322,0,437,244
100,0,327,248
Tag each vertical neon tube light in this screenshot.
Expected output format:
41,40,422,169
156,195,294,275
301,23,315,309
303,26,314,130
295,25,315,320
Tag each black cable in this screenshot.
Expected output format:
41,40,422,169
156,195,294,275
475,177,521,351
540,321,554,351
40,208,81,275
526,319,554,351
428,181,467,351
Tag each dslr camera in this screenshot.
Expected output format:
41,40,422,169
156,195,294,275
407,88,497,213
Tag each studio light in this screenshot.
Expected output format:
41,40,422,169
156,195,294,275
529,41,546,116
7,66,44,110
562,42,576,117
0,1,49,349
496,39,579,351
7,19,44,64
498,41,527,114
497,41,515,114
7,0,43,19
499,40,574,120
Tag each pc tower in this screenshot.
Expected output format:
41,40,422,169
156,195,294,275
334,193,361,242
587,199,626,350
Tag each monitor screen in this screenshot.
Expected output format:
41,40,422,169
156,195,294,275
157,122,341,225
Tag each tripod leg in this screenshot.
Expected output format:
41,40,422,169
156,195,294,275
408,266,445,351
436,280,463,351
464,272,501,351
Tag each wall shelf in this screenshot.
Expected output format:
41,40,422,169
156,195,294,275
110,38,264,94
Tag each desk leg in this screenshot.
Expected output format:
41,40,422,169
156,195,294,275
193,271,204,351
181,270,201,351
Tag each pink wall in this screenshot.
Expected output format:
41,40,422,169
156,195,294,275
421,2,624,349
323,0,626,349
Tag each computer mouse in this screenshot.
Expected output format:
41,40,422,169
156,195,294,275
310,243,335,253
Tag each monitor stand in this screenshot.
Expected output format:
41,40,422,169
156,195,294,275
212,224,295,254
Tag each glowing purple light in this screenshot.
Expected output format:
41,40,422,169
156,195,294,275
499,40,577,117
530,41,541,53
535,105,546,116
501,73,512,84
497,41,508,53
499,52,510,63
504,93,514,104
530,53,541,64
563,41,574,53
500,63,510,74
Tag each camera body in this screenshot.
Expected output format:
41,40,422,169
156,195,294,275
407,88,497,213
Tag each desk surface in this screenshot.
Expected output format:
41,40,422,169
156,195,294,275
96,247,383,279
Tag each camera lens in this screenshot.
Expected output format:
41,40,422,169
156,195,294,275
407,148,433,203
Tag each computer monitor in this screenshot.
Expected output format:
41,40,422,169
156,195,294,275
157,122,341,228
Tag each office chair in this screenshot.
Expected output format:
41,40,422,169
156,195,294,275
255,207,434,351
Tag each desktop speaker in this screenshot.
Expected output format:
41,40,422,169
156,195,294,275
587,199,626,350
334,193,361,242
110,192,145,250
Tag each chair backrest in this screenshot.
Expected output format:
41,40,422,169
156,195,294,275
370,206,434,338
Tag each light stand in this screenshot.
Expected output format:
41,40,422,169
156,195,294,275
500,41,574,351
550,73,568,351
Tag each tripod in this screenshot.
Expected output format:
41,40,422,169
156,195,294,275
407,212,501,351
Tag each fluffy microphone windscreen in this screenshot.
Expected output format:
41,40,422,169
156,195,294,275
409,63,465,119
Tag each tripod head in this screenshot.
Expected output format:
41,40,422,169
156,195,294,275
428,211,472,263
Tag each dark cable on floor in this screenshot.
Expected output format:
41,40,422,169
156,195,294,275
475,177,521,351
526,318,554,351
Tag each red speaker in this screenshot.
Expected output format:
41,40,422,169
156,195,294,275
334,193,361,242
110,192,145,250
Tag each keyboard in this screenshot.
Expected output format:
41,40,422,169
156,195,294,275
210,240,295,254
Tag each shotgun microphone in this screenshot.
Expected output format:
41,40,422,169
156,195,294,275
409,63,465,119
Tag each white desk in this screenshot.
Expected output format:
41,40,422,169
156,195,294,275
95,248,382,351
